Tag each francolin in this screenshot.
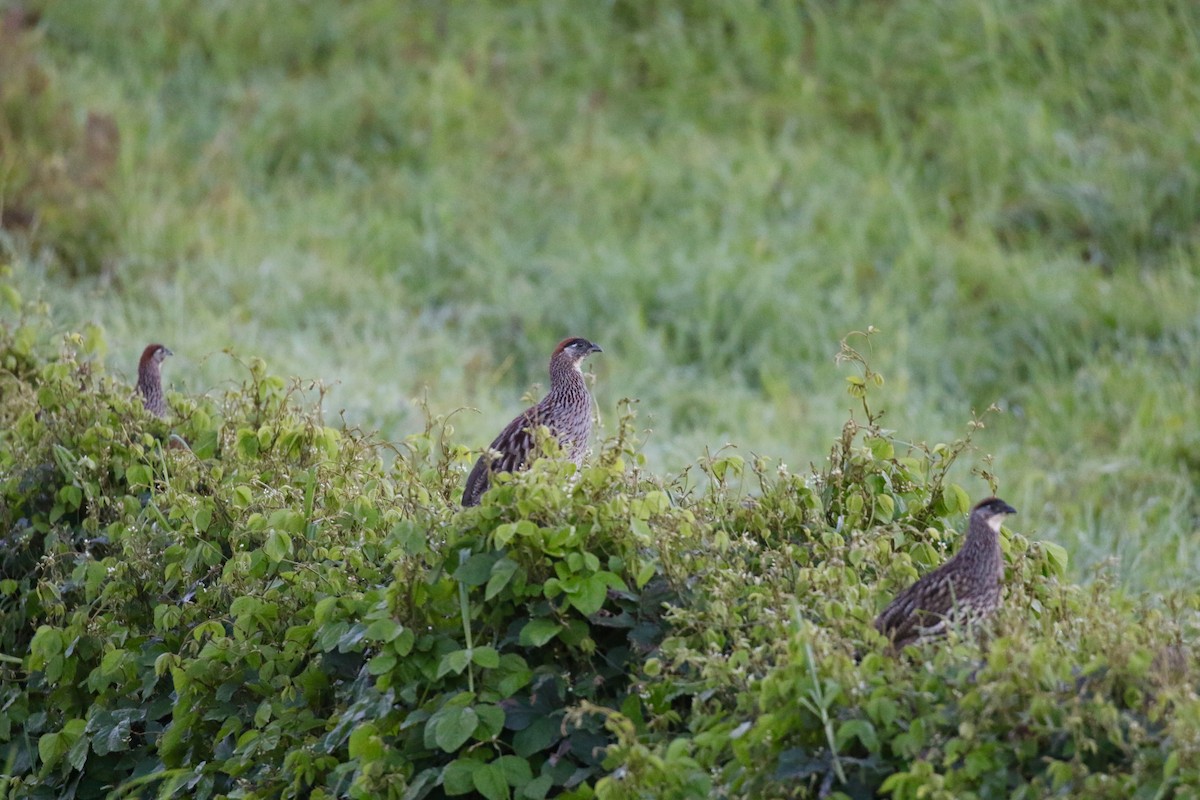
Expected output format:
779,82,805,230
137,344,173,418
462,337,602,507
874,497,1017,649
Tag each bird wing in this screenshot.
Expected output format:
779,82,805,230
462,407,539,506
874,563,960,648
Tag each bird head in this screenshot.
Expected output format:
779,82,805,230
972,496,1017,532
140,344,173,368
552,337,602,370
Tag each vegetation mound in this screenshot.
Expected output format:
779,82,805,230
2,289,1198,799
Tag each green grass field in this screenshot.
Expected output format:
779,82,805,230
7,0,1200,586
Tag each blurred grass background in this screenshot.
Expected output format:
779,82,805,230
4,0,1199,586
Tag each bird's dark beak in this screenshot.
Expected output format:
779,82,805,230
164,348,174,357
1000,501,1017,515
588,343,603,354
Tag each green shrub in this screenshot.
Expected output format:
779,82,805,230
1,300,1197,799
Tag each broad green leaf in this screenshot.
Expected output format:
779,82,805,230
66,732,88,771
493,524,517,547
193,505,212,533
349,724,383,761
486,558,519,601
364,618,403,642
434,706,479,753
393,628,415,656
1041,540,1069,575
521,775,553,799
472,761,509,800
875,493,895,522
126,464,152,489
867,436,894,460
569,574,609,616
91,713,131,756
471,646,500,669
443,759,479,796
513,716,559,758
438,649,472,678
30,626,64,666
496,755,533,786
945,484,970,515
236,428,259,459
455,552,500,587
496,656,533,697
635,561,656,589
835,719,879,753
474,704,506,740
518,619,561,648
264,530,292,563
38,732,62,768
368,651,398,676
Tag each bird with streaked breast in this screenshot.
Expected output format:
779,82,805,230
137,344,173,418
462,337,602,507
874,497,1017,650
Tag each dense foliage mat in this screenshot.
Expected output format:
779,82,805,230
2,289,1199,799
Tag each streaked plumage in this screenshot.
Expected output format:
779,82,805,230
462,337,602,507
874,497,1017,649
137,343,173,417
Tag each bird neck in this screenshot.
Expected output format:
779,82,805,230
138,362,160,388
548,356,587,395
958,513,1003,568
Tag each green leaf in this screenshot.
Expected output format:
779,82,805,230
1041,540,1069,576
495,655,533,697
313,597,339,624
394,628,415,656
38,719,85,769
61,484,82,510
268,508,305,534
473,761,510,800
443,758,479,796
513,716,559,758
91,712,132,756
635,560,656,589
349,724,383,761
455,551,500,587
875,494,895,523
232,484,254,508
264,530,292,563
867,436,894,460
438,649,472,678
30,625,64,667
66,731,89,771
569,574,609,616
945,484,970,515
236,428,259,458
126,464,152,489
38,732,63,768
364,618,403,642
368,650,398,676
434,706,479,753
521,775,553,799
835,719,879,753
474,704,506,740
193,505,212,533
471,646,500,669
493,523,517,547
486,558,519,601
496,755,533,786
518,619,561,648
